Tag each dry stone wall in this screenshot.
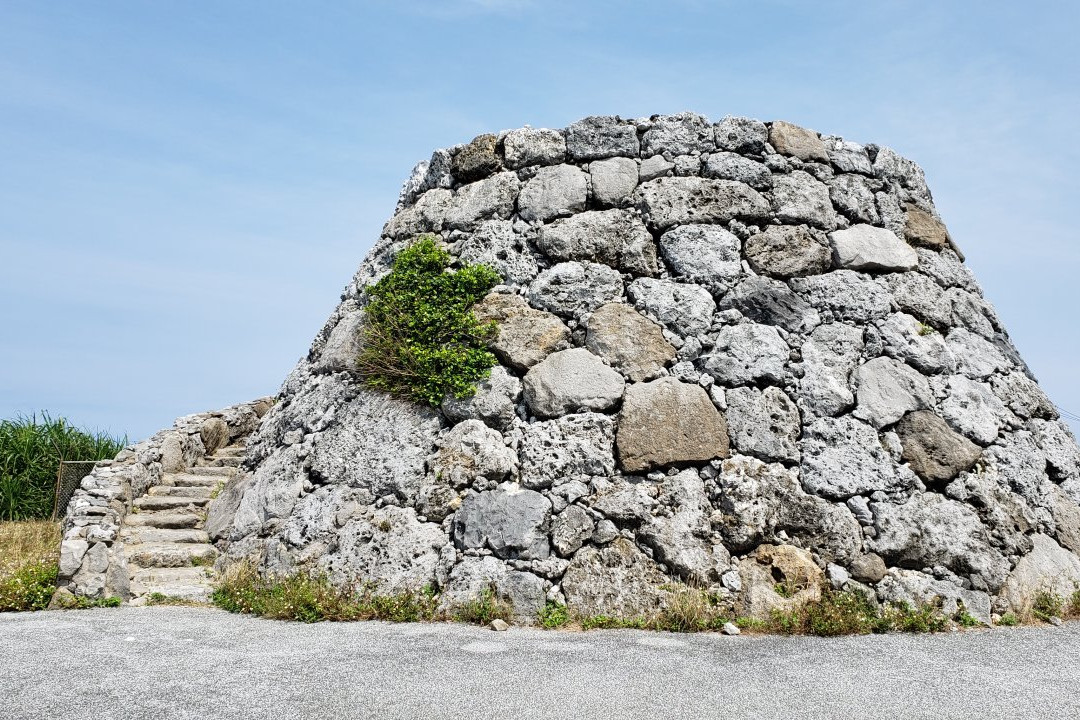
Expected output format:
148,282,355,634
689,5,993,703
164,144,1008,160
212,112,1080,624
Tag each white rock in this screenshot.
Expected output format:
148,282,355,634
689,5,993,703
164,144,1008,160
523,348,626,418
829,224,918,272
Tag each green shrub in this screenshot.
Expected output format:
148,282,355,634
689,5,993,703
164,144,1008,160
452,585,513,625
997,612,1019,626
0,413,127,520
356,236,500,406
1032,590,1065,622
74,595,122,609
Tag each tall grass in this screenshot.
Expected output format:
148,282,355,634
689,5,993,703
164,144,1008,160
0,520,61,611
0,413,127,521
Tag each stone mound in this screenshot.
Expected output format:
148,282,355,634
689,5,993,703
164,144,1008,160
210,112,1080,624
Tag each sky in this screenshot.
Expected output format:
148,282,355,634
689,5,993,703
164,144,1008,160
1,0,1078,441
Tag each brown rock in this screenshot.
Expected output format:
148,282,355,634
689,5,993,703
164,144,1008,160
849,553,888,583
743,225,832,278
473,293,571,370
768,121,828,162
451,134,501,183
895,410,982,485
200,417,229,455
739,544,825,619
585,303,676,382
616,378,729,472
903,205,949,250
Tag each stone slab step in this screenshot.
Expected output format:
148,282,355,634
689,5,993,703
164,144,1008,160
126,542,217,568
187,466,237,477
134,495,209,511
125,512,201,529
148,485,212,498
129,567,214,599
169,473,220,488
215,446,246,458
201,456,242,468
124,527,210,544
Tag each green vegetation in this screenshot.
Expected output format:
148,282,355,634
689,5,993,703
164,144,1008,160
452,585,513,625
538,601,570,629
0,413,127,520
356,236,500,406
74,595,122,609
146,592,202,607
916,322,938,336
0,520,60,612
1032,590,1065,622
997,612,1019,627
212,563,446,624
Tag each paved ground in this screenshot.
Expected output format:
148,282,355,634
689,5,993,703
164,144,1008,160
2,607,1079,720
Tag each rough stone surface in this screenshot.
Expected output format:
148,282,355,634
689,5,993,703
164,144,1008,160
877,312,953,374
894,410,982,485
725,387,801,463
429,420,516,488
768,121,828,162
798,322,864,417
441,365,521,432
714,115,768,154
452,484,551,560
801,416,910,499
589,157,639,207
702,152,772,190
522,348,625,418
473,293,571,371
636,177,769,230
518,164,588,222
702,323,788,387
627,277,716,338
518,413,615,490
791,270,891,324
617,378,729,472
585,303,675,382
852,356,932,429
565,116,639,161
528,261,624,319
720,276,820,334
561,538,669,617
658,224,742,291
770,171,836,229
743,225,831,278
831,224,918,272
904,205,950,250
502,127,566,169
537,209,657,276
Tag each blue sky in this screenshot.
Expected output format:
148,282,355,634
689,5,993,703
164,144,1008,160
1,0,1078,440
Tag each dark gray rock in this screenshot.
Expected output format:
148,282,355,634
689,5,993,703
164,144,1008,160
451,134,501,182
719,276,821,334
452,484,552,560
527,261,625,320
714,115,768,154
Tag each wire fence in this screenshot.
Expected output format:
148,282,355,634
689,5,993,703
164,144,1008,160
53,460,102,521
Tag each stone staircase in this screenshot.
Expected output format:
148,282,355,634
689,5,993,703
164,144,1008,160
121,445,245,604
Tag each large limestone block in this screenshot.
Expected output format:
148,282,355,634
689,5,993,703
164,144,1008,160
829,224,918,272
589,157,639,207
743,225,831,278
852,356,931,429
939,375,1010,446
701,322,789,387
517,164,588,223
551,505,595,557
454,220,539,285
565,116,639,161
536,209,657,275
720,276,820,335
870,492,1010,592
429,420,516,488
714,115,768,154
768,121,828,162
877,569,992,626
800,416,911,499
638,469,731,582
523,348,625,419
702,152,772,190
440,556,548,622
617,378,729,472
877,312,954,374
894,410,982,485
725,386,801,464
473,293,570,370
790,270,891,324
636,177,770,231
904,205,950,250
527,261,624,319
584,303,675,382
739,544,826,619
641,112,715,156
626,277,715,338
797,322,864,417
561,537,669,617
452,483,551,560
829,174,880,225
451,133,501,182
502,127,566,169
657,224,742,291
770,171,837,229
444,171,520,230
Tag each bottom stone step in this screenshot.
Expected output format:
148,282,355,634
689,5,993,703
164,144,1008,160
125,512,201,529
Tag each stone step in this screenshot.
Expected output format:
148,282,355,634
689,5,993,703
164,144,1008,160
125,511,201,529
201,456,242,468
215,446,246,458
134,495,209,511
129,567,214,599
169,473,220,488
187,466,237,478
123,527,210,545
132,583,213,604
126,542,217,569
147,485,212,498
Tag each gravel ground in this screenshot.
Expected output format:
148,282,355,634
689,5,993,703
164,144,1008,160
2,606,1078,719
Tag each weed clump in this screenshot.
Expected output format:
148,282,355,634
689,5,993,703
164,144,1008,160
356,236,499,406
0,520,61,611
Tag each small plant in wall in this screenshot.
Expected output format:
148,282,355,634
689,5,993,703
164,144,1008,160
356,235,500,406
